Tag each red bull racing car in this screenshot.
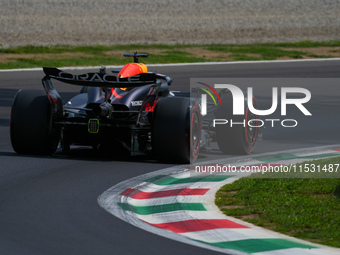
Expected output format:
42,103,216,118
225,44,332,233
10,53,259,163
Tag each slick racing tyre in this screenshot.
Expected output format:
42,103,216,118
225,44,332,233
215,91,258,155
10,89,60,155
152,97,201,163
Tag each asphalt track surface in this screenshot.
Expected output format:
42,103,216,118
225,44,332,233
0,60,340,255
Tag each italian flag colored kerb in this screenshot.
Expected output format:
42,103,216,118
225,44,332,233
114,147,340,255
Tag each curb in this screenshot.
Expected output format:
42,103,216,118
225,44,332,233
98,145,340,255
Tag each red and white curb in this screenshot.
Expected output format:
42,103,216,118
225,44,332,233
98,145,340,255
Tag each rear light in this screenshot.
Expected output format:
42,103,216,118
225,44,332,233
88,119,99,133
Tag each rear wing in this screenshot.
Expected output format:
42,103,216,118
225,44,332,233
43,67,157,88
41,67,172,116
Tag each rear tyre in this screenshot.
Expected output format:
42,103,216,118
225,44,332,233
152,97,201,163
10,89,60,155
216,91,258,155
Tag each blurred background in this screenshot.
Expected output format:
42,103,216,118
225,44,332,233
1,0,339,47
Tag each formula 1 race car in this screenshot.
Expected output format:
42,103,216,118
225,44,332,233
10,53,259,163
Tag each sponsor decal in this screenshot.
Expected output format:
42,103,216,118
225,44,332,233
57,71,142,83
131,100,143,107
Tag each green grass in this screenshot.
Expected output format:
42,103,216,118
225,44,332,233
215,156,340,247
256,41,340,48
0,54,211,69
0,44,190,54
1,40,340,69
206,45,307,60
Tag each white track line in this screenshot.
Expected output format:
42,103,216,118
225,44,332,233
1,58,340,72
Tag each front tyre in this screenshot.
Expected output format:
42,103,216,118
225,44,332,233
216,91,258,155
10,89,60,155
190,101,201,161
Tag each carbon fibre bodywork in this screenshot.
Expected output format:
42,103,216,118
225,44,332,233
42,62,175,156
11,53,259,162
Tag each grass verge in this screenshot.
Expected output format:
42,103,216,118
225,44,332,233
1,41,340,69
215,156,340,247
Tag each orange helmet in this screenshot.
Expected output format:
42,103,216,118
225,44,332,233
117,63,148,78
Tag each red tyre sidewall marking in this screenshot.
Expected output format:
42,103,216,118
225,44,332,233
245,97,258,149
190,103,201,160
